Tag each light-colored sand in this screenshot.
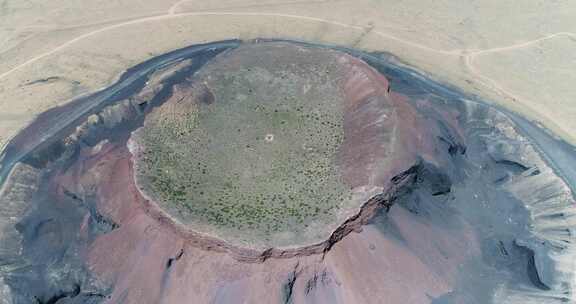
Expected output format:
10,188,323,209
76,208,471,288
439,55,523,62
1,0,575,151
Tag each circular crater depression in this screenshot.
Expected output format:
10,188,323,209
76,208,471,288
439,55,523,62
130,43,410,249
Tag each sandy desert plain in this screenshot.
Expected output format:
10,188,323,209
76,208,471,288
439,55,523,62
1,0,576,149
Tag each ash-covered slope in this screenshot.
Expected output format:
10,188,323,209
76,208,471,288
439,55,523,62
0,40,575,304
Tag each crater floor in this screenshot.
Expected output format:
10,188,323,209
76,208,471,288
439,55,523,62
131,43,418,249
133,44,353,247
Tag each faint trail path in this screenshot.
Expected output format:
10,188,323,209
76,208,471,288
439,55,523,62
463,32,576,103
469,32,576,56
0,11,459,81
168,0,187,15
0,3,575,112
464,54,523,104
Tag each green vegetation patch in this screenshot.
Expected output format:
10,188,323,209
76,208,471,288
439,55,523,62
134,63,353,247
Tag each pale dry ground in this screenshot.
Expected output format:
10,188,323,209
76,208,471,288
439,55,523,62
0,0,575,151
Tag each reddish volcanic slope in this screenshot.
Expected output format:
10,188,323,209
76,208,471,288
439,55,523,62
52,141,478,304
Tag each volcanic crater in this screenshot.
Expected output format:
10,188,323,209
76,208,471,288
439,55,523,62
2,39,575,304
129,42,427,251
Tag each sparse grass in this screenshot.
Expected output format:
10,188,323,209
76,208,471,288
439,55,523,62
134,65,352,246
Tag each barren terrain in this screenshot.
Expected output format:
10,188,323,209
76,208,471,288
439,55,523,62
1,2,576,304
